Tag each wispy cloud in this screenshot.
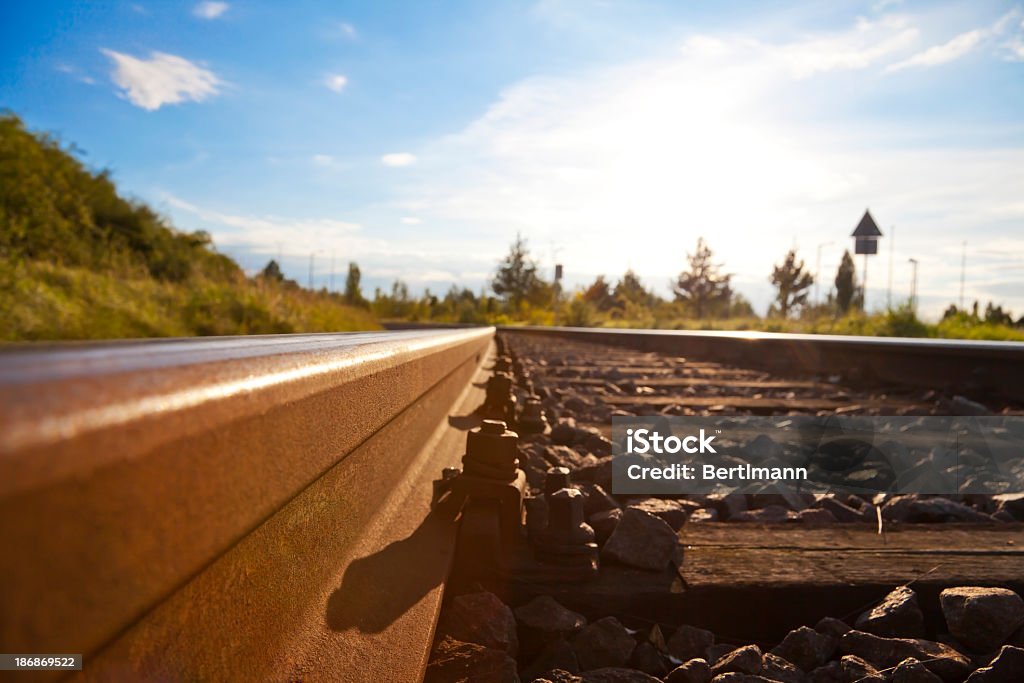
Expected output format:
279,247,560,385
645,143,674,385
162,194,362,250
886,29,984,71
101,49,221,110
55,63,97,85
193,2,229,20
381,152,417,167
311,154,336,167
339,22,357,39
401,217,422,225
324,73,348,93
886,9,1022,72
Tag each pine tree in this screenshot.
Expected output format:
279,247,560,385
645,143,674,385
770,249,814,318
835,250,857,314
345,262,366,307
672,238,732,318
491,234,545,308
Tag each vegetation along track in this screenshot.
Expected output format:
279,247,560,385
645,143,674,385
2,326,1024,681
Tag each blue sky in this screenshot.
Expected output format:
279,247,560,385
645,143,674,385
2,0,1023,318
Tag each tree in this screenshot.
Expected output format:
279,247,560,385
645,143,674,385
491,234,546,308
614,270,655,308
582,275,615,311
344,262,367,307
770,249,814,318
672,238,732,318
835,250,857,314
260,259,284,282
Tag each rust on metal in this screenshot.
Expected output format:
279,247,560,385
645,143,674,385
0,328,493,681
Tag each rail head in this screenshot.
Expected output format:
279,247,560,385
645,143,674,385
0,327,494,679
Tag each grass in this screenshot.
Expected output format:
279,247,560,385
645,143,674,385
0,259,380,341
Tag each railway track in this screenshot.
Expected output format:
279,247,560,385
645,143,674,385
1,326,1023,682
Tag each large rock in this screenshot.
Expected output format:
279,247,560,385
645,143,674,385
805,661,842,683
760,652,805,683
579,483,619,516
665,658,712,683
891,657,943,683
572,617,637,671
710,645,763,677
600,507,679,571
438,591,519,655
667,625,716,662
628,641,668,677
552,419,580,446
524,639,580,681
838,630,971,682
626,497,698,531
993,493,1024,521
580,668,662,683
965,645,1024,682
882,496,992,523
589,508,622,545
424,636,518,683
839,655,884,682
516,595,587,639
772,626,836,671
855,586,925,638
814,617,850,639
940,587,1024,653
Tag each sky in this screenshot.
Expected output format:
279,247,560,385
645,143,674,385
1,0,1023,318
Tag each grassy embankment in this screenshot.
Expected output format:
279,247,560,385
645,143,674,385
0,113,378,341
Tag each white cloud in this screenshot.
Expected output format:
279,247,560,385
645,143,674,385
389,16,1024,317
193,2,229,19
886,29,984,71
101,49,221,110
324,73,348,93
339,22,357,39
401,217,422,225
162,194,364,252
381,153,417,167
886,9,1022,71
312,154,335,167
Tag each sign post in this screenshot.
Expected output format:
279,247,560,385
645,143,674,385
851,210,883,311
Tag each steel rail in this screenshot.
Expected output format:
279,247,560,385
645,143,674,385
498,326,1024,402
0,328,494,681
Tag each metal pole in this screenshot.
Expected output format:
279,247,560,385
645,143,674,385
908,258,918,312
959,241,966,309
308,253,315,290
862,253,868,312
815,241,833,307
887,225,894,310
329,251,336,292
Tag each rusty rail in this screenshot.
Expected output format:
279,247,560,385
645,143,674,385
498,326,1024,402
0,328,493,681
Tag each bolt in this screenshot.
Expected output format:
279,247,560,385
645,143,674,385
540,487,595,547
480,419,506,435
545,467,571,498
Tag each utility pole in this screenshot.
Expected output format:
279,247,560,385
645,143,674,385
908,258,918,312
887,225,895,310
308,253,315,290
959,241,966,309
815,241,834,307
329,251,336,292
